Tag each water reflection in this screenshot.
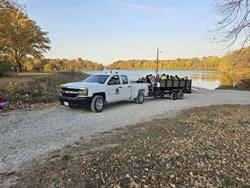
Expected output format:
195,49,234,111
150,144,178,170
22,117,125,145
83,69,249,90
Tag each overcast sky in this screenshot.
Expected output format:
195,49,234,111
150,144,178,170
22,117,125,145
19,0,241,65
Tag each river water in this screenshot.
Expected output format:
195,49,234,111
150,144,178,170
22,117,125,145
83,69,240,90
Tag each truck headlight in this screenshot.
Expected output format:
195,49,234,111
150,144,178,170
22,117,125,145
78,88,88,97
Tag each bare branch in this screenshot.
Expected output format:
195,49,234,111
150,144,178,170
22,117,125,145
214,0,250,47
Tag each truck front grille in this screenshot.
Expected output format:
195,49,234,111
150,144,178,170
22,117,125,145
61,93,78,98
61,87,80,98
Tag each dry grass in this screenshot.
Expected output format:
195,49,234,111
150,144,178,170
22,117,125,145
0,72,53,88
0,72,87,109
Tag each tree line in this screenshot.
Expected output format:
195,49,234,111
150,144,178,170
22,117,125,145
0,57,103,76
24,58,103,72
107,46,250,75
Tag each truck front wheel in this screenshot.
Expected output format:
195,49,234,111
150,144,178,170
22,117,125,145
135,91,145,104
91,95,104,113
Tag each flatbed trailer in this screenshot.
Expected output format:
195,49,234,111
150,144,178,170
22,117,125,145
137,79,192,100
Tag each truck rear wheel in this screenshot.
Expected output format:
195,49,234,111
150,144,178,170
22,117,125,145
91,95,104,113
135,91,145,104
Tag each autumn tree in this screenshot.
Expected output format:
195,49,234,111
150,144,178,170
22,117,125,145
0,0,50,72
214,0,250,46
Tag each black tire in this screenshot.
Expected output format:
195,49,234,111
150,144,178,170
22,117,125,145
91,95,104,113
170,92,178,100
178,92,184,99
69,103,74,108
135,91,145,104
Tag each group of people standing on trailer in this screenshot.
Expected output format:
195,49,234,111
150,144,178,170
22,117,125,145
140,74,188,85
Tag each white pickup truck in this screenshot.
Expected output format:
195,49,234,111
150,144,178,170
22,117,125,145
59,73,149,112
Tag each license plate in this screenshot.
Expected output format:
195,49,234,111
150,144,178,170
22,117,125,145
63,102,69,106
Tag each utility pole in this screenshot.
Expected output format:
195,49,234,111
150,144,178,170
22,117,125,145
156,48,160,75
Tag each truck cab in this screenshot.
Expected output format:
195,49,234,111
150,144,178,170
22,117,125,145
59,73,149,112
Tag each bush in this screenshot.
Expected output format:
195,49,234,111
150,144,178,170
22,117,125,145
3,72,87,107
0,61,13,76
216,78,250,91
239,79,250,90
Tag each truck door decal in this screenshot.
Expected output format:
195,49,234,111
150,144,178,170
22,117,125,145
115,88,119,95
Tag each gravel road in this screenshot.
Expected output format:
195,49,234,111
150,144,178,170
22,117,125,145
0,90,249,176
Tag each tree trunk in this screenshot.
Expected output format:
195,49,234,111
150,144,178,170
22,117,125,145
16,60,23,72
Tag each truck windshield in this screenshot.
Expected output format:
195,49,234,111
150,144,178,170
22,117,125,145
83,75,110,84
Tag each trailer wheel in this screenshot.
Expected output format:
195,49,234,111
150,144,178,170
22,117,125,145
178,92,184,99
91,95,104,113
170,92,178,100
135,91,145,104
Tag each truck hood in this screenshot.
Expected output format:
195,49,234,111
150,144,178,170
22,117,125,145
61,82,102,89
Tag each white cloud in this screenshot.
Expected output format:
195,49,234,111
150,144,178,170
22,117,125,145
107,0,160,10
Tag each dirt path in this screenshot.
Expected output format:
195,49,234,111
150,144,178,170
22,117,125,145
11,105,250,188
0,90,249,184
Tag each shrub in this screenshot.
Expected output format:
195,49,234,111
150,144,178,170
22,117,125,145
217,78,250,91
3,72,87,106
239,79,250,90
0,61,13,77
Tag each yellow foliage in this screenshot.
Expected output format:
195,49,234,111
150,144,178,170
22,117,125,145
108,47,250,74
0,4,50,72
43,64,53,72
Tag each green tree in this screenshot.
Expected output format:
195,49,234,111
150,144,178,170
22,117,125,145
0,0,50,72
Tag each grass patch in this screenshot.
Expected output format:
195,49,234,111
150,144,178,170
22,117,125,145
62,155,73,161
0,72,87,109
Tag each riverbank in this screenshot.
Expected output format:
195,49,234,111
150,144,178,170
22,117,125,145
9,105,250,187
216,78,250,91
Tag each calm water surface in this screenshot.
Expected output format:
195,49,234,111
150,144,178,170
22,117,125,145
83,69,238,90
